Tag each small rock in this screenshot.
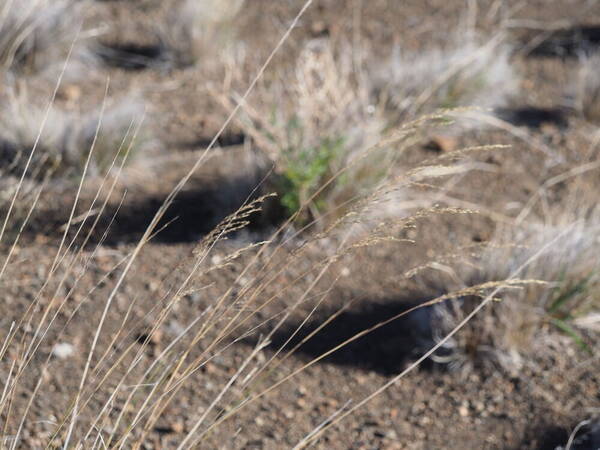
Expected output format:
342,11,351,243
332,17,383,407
51,343,74,359
171,422,184,434
167,321,185,336
355,374,369,385
57,84,81,103
310,20,329,37
296,398,308,409
296,385,308,396
135,329,162,346
324,398,339,408
426,135,457,153
154,422,184,435
147,281,159,292
419,416,432,426
186,292,201,303
387,430,399,440
204,362,218,374
148,330,163,345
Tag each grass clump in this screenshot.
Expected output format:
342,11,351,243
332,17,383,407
0,0,94,76
430,199,600,374
0,87,152,179
158,0,244,68
572,52,600,123
226,40,391,227
374,33,517,121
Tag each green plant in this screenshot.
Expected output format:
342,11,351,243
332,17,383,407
546,272,596,353
277,136,344,223
222,40,390,228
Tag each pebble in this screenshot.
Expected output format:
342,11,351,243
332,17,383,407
419,416,432,426
426,135,457,153
296,398,308,409
51,343,74,359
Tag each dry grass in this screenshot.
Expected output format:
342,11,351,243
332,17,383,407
219,30,519,225
220,39,395,227
157,0,245,68
0,0,597,447
0,85,153,180
0,42,474,449
430,185,600,374
0,114,493,446
0,0,95,77
374,32,518,123
572,52,600,123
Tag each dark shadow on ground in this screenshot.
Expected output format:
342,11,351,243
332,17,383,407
176,133,247,151
264,296,438,375
95,43,171,70
520,419,600,450
13,173,276,247
525,25,600,58
495,106,569,130
518,423,569,450
101,185,236,245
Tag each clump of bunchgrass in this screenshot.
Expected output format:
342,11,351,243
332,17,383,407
430,197,600,374
158,0,245,68
222,39,391,227
0,0,96,77
571,52,600,123
0,87,152,180
374,32,517,122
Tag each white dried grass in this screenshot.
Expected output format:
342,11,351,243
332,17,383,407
572,52,600,122
227,39,389,225
160,0,245,67
0,0,96,76
374,33,518,121
0,87,152,179
432,198,600,374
